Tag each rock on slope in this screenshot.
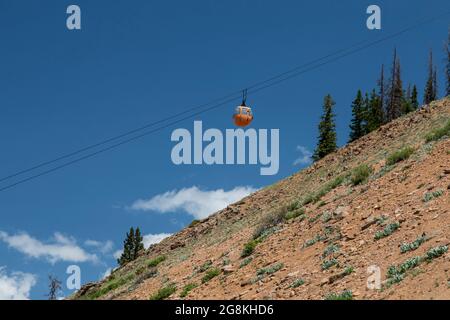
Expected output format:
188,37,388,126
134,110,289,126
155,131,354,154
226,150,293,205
74,98,450,300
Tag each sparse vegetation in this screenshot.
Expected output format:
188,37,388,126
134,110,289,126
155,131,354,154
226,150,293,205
241,240,258,258
302,174,346,205
256,263,284,277
350,164,373,186
149,283,176,300
344,266,354,275
198,260,213,272
386,257,421,287
400,234,428,253
253,208,286,240
290,278,305,288
374,222,400,240
425,119,450,142
147,255,166,267
87,273,135,299
386,245,448,287
321,258,339,270
179,283,197,298
322,244,339,258
239,257,253,268
386,146,415,165
285,208,305,220
325,290,353,300
425,245,448,261
350,164,372,186
423,189,444,202
201,268,220,283
303,234,323,248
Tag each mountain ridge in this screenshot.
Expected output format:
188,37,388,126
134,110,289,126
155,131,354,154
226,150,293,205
74,97,450,300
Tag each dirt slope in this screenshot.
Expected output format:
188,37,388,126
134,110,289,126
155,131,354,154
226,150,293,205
74,97,450,300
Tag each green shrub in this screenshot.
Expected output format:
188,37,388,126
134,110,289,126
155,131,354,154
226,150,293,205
253,208,286,240
285,208,305,220
301,175,346,205
198,260,213,272
87,273,134,299
386,146,415,165
400,235,428,253
386,256,421,287
425,120,450,142
425,245,448,261
350,164,373,186
344,266,354,275
374,222,400,240
239,257,253,268
321,258,339,270
325,290,353,300
290,279,305,288
386,247,448,287
179,283,197,298
423,189,444,202
149,283,176,300
241,240,258,258
322,244,339,258
287,200,300,212
201,268,220,283
256,263,284,276
303,234,322,248
147,255,166,267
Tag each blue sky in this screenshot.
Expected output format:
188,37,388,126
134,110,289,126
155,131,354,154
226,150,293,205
0,0,448,299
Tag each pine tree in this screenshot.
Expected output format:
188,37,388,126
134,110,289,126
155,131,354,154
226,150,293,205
411,85,419,110
432,68,438,100
386,49,404,122
134,227,145,258
118,227,136,266
424,50,437,105
313,94,337,161
366,89,383,132
377,64,386,123
348,90,365,142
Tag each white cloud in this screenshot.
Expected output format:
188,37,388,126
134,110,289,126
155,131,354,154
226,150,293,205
143,233,172,249
113,250,123,260
0,267,37,300
0,231,98,264
293,145,313,166
101,268,112,279
84,240,114,254
130,186,256,219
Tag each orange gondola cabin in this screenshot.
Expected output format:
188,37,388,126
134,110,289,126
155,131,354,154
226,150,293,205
233,90,253,127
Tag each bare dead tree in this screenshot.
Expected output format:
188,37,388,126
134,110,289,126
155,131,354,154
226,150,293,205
47,275,62,300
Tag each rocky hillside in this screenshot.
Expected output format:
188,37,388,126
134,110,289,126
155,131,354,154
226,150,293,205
74,97,450,300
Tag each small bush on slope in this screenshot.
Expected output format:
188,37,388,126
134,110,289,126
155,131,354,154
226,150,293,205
423,189,444,202
201,268,220,283
147,255,166,267
149,283,176,300
374,222,400,240
425,119,450,142
179,283,197,298
350,164,373,186
386,146,415,165
325,290,353,300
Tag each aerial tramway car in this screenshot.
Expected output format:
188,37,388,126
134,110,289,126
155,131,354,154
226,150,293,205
233,89,253,127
